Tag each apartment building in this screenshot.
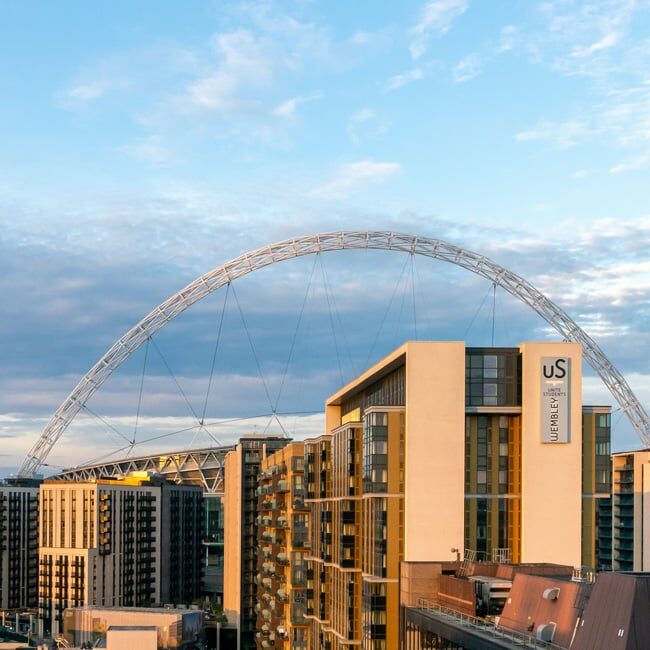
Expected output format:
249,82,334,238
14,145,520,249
582,406,612,570
303,340,609,650
254,442,309,649
223,436,289,650
611,449,650,571
0,480,40,610
160,484,204,605
202,494,225,602
37,473,202,637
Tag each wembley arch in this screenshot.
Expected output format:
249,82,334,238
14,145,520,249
19,231,650,476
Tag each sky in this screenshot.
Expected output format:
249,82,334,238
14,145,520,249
1,0,650,476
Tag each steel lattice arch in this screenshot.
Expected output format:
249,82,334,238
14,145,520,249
20,231,650,476
54,445,234,494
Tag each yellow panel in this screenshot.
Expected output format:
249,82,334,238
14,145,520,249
341,407,361,425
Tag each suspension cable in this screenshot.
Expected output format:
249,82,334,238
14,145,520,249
410,254,418,341
80,402,133,446
320,258,355,377
393,263,412,348
201,283,230,425
230,283,289,436
365,253,411,368
462,281,494,341
148,336,222,446
275,255,319,412
132,336,150,448
318,254,345,387
491,282,497,347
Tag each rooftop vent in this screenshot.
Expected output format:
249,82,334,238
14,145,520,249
542,587,560,601
536,622,557,642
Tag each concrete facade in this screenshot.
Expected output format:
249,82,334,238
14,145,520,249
38,477,161,637
519,342,583,566
302,340,606,650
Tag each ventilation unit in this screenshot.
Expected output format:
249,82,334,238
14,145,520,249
536,622,557,642
542,587,560,600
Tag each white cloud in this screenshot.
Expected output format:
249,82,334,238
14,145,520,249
571,29,621,58
187,29,274,113
60,78,130,107
122,135,172,164
384,67,424,91
272,93,323,119
310,160,402,198
410,0,469,59
497,25,520,53
346,108,387,145
534,0,639,76
452,54,483,83
515,120,589,149
349,31,371,46
610,152,650,174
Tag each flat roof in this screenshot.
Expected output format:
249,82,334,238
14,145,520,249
66,606,201,615
612,448,650,456
327,343,408,406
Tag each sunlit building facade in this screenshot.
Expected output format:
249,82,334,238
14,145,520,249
254,442,309,649
37,473,203,637
304,340,609,650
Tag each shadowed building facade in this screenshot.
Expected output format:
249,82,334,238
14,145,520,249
223,436,290,650
0,481,40,610
611,449,650,571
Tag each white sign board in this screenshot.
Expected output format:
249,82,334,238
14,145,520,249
540,357,570,443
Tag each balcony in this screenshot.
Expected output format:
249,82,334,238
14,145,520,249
276,589,288,603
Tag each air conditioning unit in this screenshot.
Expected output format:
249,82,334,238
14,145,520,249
536,622,557,642
542,587,560,600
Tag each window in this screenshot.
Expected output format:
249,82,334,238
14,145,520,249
596,441,610,456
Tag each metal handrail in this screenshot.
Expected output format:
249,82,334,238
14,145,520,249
415,598,565,649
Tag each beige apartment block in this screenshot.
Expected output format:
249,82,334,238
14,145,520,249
519,342,583,566
612,449,650,571
38,475,161,637
306,342,466,650
254,442,309,649
303,340,607,650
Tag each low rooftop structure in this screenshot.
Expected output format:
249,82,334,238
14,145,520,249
399,561,650,649
572,572,650,649
62,606,203,650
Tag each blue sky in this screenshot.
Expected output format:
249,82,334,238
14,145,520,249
1,1,650,475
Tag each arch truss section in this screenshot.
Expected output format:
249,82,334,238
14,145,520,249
53,445,234,494
20,231,650,476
